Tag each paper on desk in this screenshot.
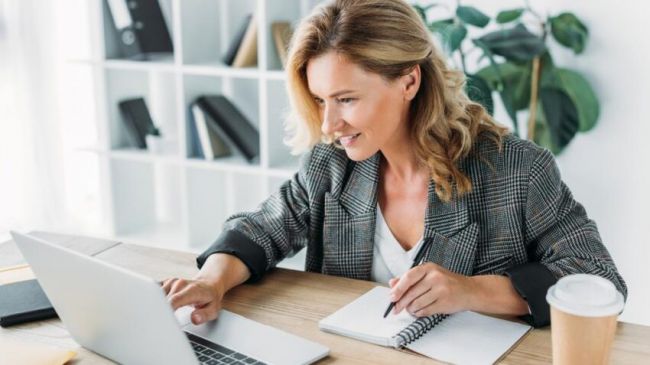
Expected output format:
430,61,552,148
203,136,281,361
0,264,35,284
0,337,76,365
405,311,531,365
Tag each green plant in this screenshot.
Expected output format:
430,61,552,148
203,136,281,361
415,2,598,154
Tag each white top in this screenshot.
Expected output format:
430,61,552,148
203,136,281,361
371,205,424,285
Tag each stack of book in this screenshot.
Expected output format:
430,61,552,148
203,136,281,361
189,95,259,163
223,16,293,69
223,14,258,68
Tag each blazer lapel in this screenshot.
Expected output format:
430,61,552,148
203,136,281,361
321,153,380,279
422,181,479,276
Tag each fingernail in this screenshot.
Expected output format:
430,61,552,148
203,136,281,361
193,314,202,323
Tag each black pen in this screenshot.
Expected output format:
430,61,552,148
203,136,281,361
382,238,433,318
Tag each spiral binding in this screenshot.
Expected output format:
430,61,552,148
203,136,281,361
391,313,449,348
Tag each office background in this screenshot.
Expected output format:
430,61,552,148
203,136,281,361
0,0,648,327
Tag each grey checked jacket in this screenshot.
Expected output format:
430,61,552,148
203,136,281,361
198,134,627,327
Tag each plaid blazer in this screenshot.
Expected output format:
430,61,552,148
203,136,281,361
198,134,627,327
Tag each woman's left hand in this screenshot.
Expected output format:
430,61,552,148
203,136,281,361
388,262,476,317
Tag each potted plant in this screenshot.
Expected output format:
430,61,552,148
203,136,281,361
415,2,597,154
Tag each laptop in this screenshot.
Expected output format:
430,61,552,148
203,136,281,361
10,231,329,365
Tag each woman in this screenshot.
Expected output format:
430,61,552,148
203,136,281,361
163,0,626,328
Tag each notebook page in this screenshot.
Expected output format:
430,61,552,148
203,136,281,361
405,311,531,365
319,286,415,346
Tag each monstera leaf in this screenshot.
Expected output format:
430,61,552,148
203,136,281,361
477,62,531,125
496,9,524,24
456,6,490,28
465,74,494,115
475,24,546,63
550,13,589,54
538,88,579,151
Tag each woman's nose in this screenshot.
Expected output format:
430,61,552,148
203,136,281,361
321,105,344,135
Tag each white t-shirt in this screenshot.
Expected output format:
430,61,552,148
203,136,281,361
371,204,424,285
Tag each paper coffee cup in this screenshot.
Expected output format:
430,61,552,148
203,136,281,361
546,274,624,365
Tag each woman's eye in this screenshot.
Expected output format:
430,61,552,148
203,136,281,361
314,97,324,105
338,98,354,104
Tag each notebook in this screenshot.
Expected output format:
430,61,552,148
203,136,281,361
319,286,531,365
0,279,57,327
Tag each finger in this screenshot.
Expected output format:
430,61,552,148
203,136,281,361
388,277,399,288
169,285,211,310
394,281,431,315
408,287,439,316
161,278,178,295
168,278,190,297
390,266,427,302
191,300,221,325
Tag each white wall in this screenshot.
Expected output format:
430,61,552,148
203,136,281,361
426,0,650,325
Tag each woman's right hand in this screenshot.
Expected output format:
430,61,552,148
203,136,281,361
162,277,225,325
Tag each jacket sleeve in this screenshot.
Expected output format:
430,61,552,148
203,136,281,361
196,150,314,283
505,148,627,327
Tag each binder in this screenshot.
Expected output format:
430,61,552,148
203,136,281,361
118,97,159,149
106,0,174,59
196,95,259,162
0,279,57,327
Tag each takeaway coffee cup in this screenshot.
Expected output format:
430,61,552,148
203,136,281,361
546,274,625,365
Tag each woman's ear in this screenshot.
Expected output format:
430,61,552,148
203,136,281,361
401,64,421,101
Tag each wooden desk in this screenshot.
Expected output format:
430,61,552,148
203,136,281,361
1,232,649,364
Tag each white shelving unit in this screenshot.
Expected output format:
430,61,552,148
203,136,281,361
81,0,322,270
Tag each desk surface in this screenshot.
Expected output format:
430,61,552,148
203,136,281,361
1,231,649,364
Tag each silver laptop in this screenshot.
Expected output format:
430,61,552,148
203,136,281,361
10,231,329,365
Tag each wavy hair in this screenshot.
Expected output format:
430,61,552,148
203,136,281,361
284,0,508,202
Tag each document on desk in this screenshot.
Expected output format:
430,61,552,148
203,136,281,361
319,286,531,365
0,337,76,365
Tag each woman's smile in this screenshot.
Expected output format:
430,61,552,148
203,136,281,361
337,133,361,147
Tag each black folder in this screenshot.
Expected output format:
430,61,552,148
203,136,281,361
118,97,158,149
0,279,57,327
196,95,259,162
106,0,174,59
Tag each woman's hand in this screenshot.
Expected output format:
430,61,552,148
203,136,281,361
388,262,476,317
162,276,225,325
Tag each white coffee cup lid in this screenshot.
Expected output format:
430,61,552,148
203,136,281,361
546,274,624,317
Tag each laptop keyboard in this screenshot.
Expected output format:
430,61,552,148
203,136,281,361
185,332,267,365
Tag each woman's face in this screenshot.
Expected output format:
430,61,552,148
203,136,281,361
306,51,418,161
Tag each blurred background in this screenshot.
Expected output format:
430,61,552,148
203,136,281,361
1,0,648,326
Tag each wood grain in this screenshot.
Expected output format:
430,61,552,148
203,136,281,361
1,234,649,364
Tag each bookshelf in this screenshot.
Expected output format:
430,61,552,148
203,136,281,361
81,0,323,270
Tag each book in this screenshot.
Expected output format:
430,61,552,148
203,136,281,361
190,103,231,160
223,14,253,66
319,286,531,365
196,95,259,162
106,0,174,60
0,279,57,327
231,15,258,68
118,97,159,149
271,22,293,68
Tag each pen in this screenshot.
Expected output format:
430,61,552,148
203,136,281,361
383,238,433,318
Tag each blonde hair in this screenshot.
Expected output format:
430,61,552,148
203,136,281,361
285,0,508,202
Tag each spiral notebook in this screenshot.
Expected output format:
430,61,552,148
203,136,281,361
319,286,531,364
